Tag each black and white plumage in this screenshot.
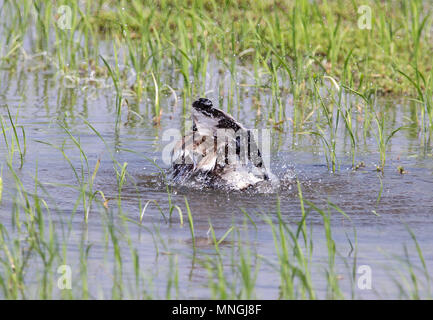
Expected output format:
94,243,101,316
170,98,277,191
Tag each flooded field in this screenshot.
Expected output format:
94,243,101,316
0,0,432,300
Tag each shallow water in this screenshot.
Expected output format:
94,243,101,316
1,49,433,299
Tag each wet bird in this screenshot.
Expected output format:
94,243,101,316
170,98,278,191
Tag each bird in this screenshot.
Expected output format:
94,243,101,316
170,98,278,191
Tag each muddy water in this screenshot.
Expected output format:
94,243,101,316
1,54,432,299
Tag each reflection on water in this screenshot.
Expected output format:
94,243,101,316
1,52,432,299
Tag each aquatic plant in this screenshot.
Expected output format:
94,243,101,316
1,0,432,301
